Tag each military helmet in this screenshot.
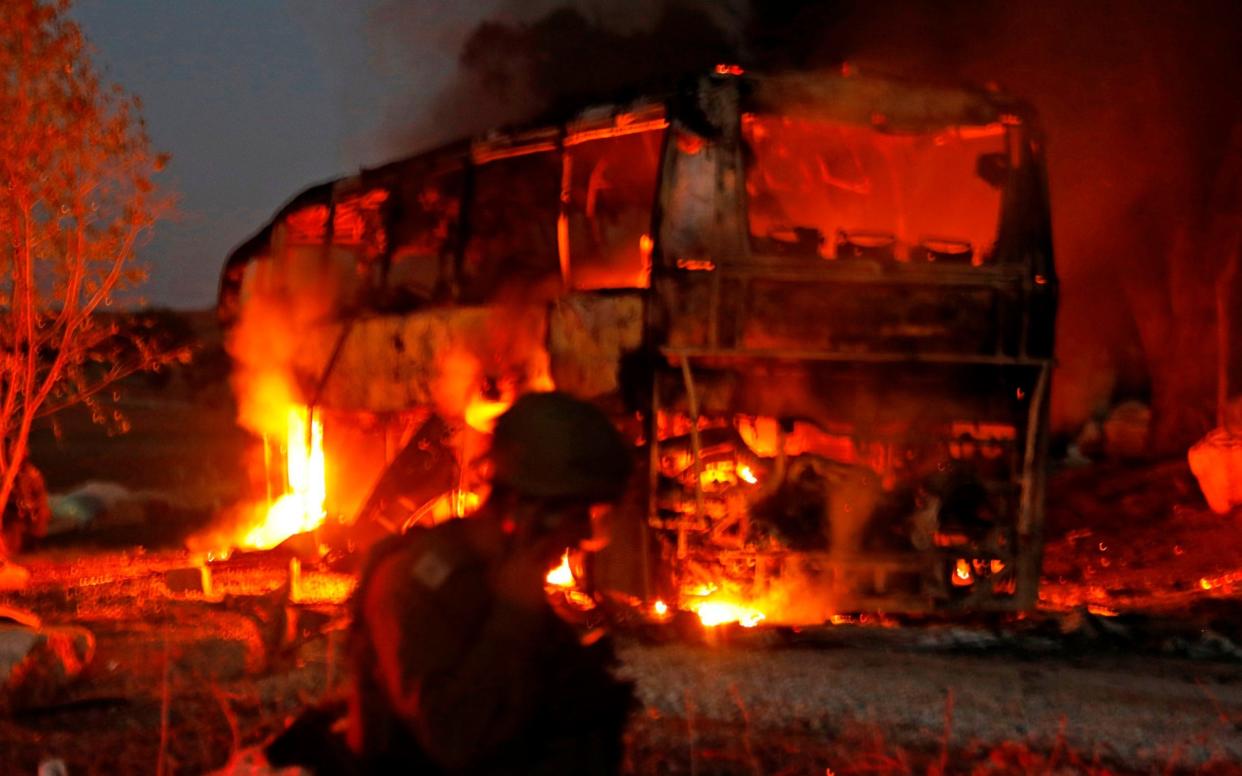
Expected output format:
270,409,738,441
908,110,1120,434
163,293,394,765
489,392,632,501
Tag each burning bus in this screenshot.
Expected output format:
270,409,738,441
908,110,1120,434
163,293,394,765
217,67,1056,625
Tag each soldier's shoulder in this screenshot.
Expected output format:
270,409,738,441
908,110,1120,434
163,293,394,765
366,521,482,593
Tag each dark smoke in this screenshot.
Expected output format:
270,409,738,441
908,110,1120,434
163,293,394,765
459,4,737,116
367,0,742,153
337,0,1241,452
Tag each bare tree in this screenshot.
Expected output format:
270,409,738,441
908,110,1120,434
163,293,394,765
0,0,180,554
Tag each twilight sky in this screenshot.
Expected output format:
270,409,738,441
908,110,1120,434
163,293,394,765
70,1,497,309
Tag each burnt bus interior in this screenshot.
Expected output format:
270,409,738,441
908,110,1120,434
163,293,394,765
220,69,1056,622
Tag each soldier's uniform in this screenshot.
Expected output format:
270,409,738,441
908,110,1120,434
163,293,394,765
348,518,634,774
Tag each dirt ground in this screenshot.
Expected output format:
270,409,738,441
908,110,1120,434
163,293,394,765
4,388,1242,774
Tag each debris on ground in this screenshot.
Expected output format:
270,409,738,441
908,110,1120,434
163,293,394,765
0,458,1239,772
0,620,95,711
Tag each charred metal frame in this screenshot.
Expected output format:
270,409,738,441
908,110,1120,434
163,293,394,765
642,72,1057,613
220,69,1057,617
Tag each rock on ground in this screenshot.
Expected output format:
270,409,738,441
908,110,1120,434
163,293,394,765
0,623,95,710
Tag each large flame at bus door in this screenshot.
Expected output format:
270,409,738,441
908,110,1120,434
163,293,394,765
242,406,327,549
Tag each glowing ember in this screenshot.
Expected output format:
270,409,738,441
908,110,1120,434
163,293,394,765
952,558,974,587
653,599,670,617
1200,578,1213,591
737,464,758,484
675,258,716,271
546,551,574,587
242,406,326,549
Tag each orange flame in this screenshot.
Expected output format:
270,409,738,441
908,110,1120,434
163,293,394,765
683,588,765,627
546,551,574,587
693,599,765,628
465,396,512,434
241,406,327,549
452,490,481,519
951,558,974,587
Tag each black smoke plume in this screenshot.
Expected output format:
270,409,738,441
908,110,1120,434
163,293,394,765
347,0,1242,452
